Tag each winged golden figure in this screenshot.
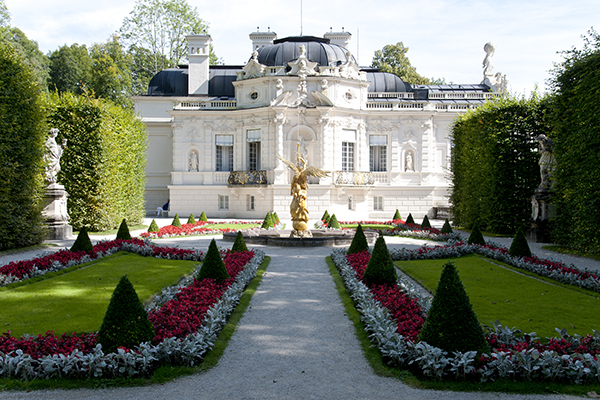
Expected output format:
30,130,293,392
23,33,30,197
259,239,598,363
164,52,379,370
278,145,329,237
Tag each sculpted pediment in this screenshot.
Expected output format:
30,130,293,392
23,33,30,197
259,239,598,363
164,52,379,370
242,51,266,80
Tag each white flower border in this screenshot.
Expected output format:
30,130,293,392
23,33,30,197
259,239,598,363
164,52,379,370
331,248,600,384
0,250,264,380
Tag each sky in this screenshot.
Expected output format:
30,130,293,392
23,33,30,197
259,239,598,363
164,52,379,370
4,0,599,96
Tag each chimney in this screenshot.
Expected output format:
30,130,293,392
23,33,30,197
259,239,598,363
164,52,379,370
187,34,211,96
324,28,351,49
249,28,277,53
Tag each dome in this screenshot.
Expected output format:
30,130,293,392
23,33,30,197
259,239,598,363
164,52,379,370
147,69,188,96
256,36,355,69
365,71,411,93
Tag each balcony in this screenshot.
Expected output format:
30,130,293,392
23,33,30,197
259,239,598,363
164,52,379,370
333,171,375,186
228,170,268,186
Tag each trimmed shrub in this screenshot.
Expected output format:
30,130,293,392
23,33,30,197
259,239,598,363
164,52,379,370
186,214,196,225
418,262,489,354
321,210,330,224
421,215,431,229
199,211,207,222
230,231,248,253
362,235,397,286
273,212,280,223
70,228,93,252
440,218,453,234
393,209,402,221
197,238,229,283
509,227,532,258
405,213,415,224
97,275,154,354
0,40,47,250
328,214,341,229
147,219,159,233
467,222,486,245
261,212,273,229
171,213,182,228
115,219,131,240
348,224,369,254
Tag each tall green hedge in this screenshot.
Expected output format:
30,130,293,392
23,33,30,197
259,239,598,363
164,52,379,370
45,92,147,231
549,30,600,252
0,40,47,250
450,96,547,234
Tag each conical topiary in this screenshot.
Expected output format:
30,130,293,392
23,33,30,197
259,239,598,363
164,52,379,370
328,214,341,229
261,212,273,229
187,214,196,225
362,235,397,286
199,211,208,222
418,262,489,354
116,219,132,241
440,218,453,234
273,212,280,223
405,213,415,224
97,275,155,354
467,221,486,245
421,215,431,229
197,239,229,283
171,213,182,228
71,228,93,252
509,227,532,258
348,224,369,254
393,209,402,221
321,210,331,224
148,219,160,233
231,231,249,253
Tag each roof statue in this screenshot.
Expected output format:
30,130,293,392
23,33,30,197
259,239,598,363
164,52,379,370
481,42,508,94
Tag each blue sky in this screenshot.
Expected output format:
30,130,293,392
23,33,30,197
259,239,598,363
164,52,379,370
4,0,599,95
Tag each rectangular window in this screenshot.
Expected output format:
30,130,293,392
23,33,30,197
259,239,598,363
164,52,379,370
374,196,383,211
369,135,387,172
342,142,354,171
348,195,353,210
216,135,233,172
218,195,229,210
247,194,255,211
247,129,261,171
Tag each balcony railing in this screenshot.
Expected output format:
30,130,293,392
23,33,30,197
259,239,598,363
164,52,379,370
228,170,268,185
333,171,375,186
173,100,237,110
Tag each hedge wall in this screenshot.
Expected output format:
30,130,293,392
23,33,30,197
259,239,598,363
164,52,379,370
450,96,548,234
549,29,600,252
0,40,46,250
45,93,147,231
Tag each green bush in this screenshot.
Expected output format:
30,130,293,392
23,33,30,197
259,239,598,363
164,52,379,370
321,210,330,224
261,212,273,229
362,235,397,286
171,213,182,228
199,211,207,222
148,219,159,233
273,212,279,223
393,209,402,221
440,219,453,234
328,214,341,229
186,214,196,225
70,228,93,252
405,213,415,224
418,262,489,354
509,227,532,258
197,239,229,283
421,215,431,229
347,224,369,254
115,219,131,240
46,92,147,231
230,231,248,253
97,275,155,354
467,222,486,246
0,40,47,250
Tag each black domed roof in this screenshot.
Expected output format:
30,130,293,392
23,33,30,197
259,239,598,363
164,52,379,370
256,36,355,69
147,66,242,97
365,71,411,93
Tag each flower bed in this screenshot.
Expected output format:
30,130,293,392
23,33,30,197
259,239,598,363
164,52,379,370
332,248,600,383
0,243,264,380
140,220,262,239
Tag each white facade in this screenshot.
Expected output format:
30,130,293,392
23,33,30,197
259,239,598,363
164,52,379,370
135,31,496,220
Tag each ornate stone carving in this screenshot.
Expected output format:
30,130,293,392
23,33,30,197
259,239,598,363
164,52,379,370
481,42,509,93
338,51,361,80
189,151,199,172
334,171,375,186
405,151,415,172
270,90,293,107
287,45,318,78
227,170,268,185
44,128,67,185
206,116,238,133
536,134,556,190
241,50,266,80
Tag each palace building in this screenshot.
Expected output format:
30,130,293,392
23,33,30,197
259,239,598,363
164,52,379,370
134,29,503,220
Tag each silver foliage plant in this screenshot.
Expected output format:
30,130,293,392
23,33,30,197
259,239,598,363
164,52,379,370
0,250,264,380
331,248,600,383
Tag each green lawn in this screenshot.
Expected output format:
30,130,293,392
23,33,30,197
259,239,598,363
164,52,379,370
396,254,600,338
0,252,198,337
203,223,260,230
341,224,396,230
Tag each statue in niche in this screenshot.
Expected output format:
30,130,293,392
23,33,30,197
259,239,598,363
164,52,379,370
405,152,415,172
189,151,199,172
279,143,329,237
536,134,555,190
45,128,67,184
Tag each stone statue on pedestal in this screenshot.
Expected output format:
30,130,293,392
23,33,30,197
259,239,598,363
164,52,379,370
528,134,556,242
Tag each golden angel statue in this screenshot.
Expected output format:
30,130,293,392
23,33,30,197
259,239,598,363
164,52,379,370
279,144,329,237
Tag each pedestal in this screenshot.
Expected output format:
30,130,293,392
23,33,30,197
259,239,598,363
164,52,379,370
527,188,554,243
42,183,73,240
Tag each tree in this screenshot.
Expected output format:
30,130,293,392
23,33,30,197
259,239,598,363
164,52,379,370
0,0,9,27
347,224,369,254
89,35,134,107
362,236,397,286
197,238,229,283
48,44,92,95
371,42,439,85
0,26,49,90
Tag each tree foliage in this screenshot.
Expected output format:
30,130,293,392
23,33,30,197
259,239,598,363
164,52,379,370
549,29,600,252
508,227,532,258
450,95,548,234
48,44,92,96
347,224,369,254
0,39,46,250
116,219,132,241
371,42,439,85
230,231,248,253
362,236,397,286
0,0,9,27
0,26,49,91
70,228,93,252
197,239,229,283
89,35,134,107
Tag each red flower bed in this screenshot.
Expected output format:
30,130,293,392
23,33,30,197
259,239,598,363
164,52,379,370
0,331,98,359
140,221,261,239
